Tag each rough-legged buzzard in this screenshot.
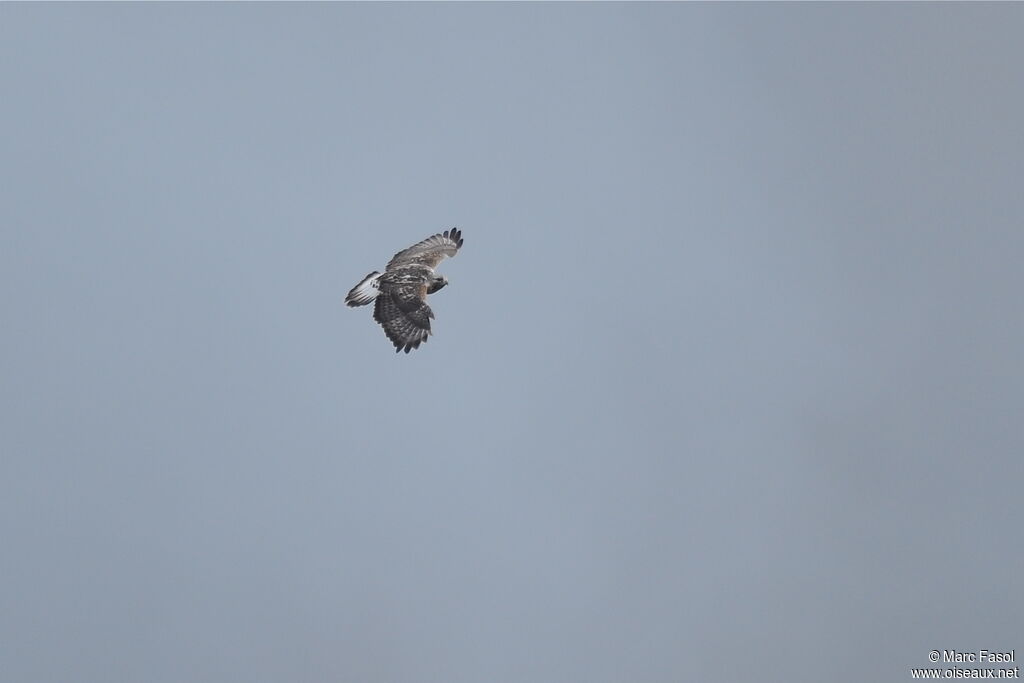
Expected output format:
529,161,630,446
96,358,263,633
345,228,464,353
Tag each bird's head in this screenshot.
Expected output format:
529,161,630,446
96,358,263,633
427,274,448,294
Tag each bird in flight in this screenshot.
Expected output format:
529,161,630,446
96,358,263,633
345,228,464,353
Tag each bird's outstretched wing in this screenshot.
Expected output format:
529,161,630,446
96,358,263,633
387,228,463,270
373,283,434,353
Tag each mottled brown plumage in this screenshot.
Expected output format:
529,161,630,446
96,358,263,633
345,228,463,353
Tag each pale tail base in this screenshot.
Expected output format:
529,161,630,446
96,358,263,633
345,271,380,307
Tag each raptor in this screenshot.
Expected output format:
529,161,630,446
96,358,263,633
345,228,464,353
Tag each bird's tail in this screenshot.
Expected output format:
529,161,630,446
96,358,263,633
345,271,381,307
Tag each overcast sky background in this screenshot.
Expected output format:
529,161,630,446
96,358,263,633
2,4,1022,683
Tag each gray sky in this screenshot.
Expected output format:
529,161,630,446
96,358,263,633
2,4,1022,682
